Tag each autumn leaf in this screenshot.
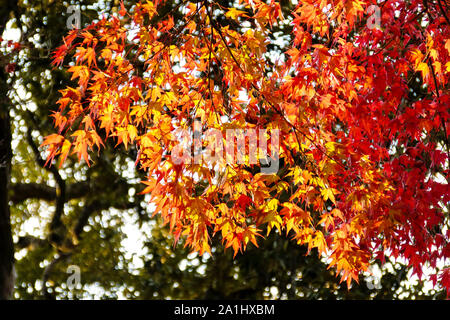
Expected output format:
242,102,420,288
42,0,450,294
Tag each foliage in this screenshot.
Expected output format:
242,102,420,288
42,0,450,296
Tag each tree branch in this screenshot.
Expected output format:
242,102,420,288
437,0,450,25
15,235,48,250
207,6,364,185
26,127,66,239
42,252,71,300
40,197,138,299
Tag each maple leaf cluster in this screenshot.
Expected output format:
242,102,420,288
43,0,449,292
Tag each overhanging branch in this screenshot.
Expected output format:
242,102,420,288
10,181,90,204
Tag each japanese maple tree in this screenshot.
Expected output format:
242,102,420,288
43,0,449,293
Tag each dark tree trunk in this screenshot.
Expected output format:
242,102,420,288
0,0,18,299
0,107,14,300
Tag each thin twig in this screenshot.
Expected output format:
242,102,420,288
42,253,71,299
